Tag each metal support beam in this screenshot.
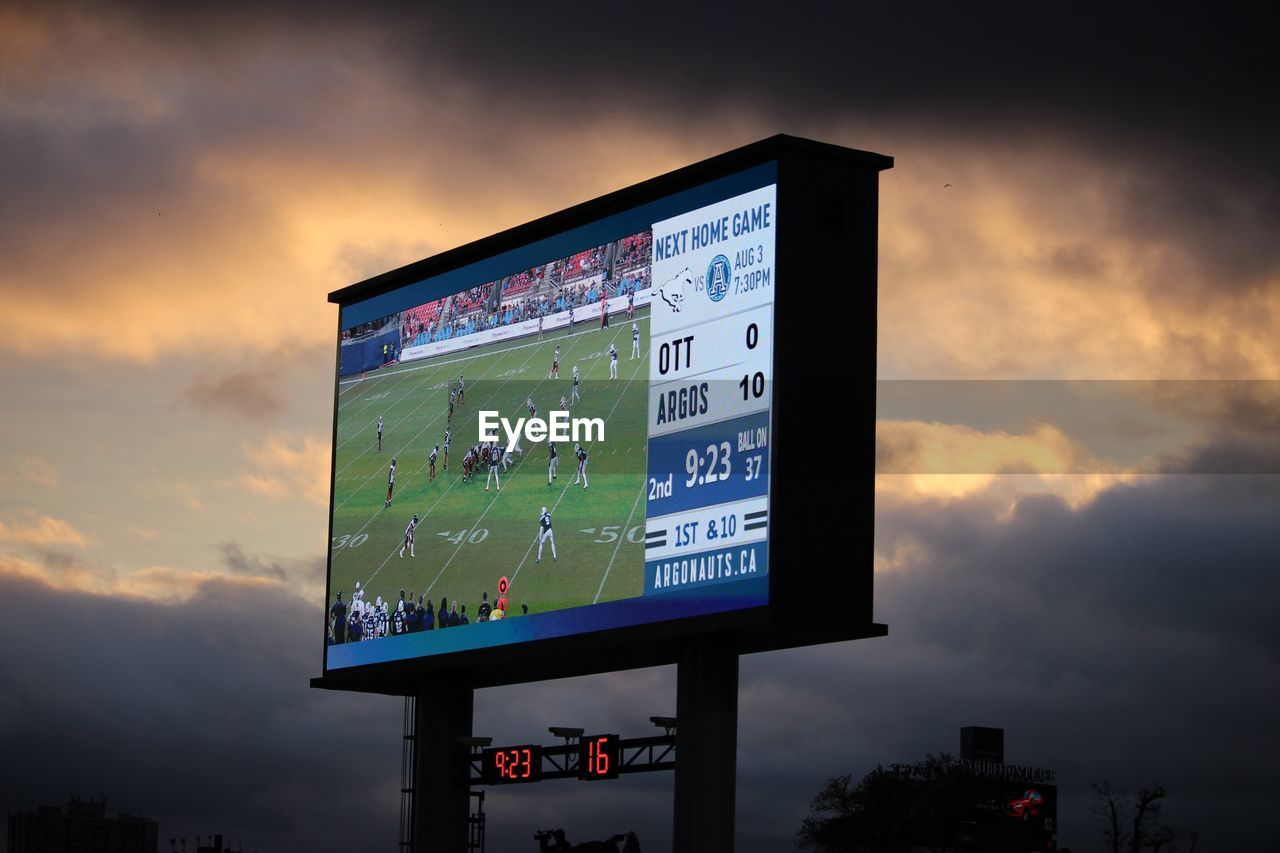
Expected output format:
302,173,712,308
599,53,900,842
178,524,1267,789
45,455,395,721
413,679,474,853
672,637,739,853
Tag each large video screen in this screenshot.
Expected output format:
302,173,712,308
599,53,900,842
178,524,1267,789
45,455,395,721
325,166,776,670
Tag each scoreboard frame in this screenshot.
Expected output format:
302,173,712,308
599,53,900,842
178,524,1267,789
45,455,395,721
312,135,889,696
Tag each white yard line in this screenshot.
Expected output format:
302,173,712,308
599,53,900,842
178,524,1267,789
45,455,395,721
419,327,622,597
593,482,646,603
508,329,640,588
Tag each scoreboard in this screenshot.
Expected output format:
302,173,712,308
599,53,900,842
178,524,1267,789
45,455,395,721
316,135,888,690
643,185,775,595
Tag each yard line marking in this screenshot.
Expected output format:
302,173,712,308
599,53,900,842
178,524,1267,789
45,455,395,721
594,482,646,603
339,323,608,593
509,334,641,589
420,326,625,597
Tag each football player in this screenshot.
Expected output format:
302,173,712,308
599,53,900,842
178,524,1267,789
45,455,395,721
608,343,618,379
385,457,397,507
400,512,419,558
536,505,557,563
428,444,440,482
573,443,588,489
442,426,451,470
571,365,580,405
485,444,501,491
376,415,384,451
457,375,465,405
631,323,640,359
550,345,560,379
547,440,558,484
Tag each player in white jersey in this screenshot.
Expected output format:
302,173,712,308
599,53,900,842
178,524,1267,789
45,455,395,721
536,505,557,563
571,365,581,405
442,426,452,469
500,443,514,471
608,343,618,379
376,415,384,451
631,323,640,358
385,457,397,507
400,512,419,557
547,441,558,484
559,395,567,412
550,346,560,379
572,443,589,489
457,375,465,405
428,444,440,482
352,581,365,618
485,443,502,491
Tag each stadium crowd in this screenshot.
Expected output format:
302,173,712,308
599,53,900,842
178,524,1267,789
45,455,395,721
399,233,652,348
327,583,529,644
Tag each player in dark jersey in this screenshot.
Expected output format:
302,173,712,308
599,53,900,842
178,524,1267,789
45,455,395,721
547,441,558,485
550,346,560,379
536,505,557,563
448,387,456,422
572,444,588,489
376,415,384,451
457,375,465,405
385,457,397,507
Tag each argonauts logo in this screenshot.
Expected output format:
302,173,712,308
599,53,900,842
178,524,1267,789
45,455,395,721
706,255,731,303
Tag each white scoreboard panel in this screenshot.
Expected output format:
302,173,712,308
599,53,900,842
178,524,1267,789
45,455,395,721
643,184,776,595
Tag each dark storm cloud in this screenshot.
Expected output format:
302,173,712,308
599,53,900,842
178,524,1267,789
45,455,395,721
0,572,403,851
179,369,287,420
219,540,287,580
4,474,1279,851
396,476,1280,852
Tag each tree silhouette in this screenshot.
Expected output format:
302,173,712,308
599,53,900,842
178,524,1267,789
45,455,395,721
797,753,983,852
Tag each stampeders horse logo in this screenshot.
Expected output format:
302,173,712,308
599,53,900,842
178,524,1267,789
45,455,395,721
706,254,731,303
656,268,692,312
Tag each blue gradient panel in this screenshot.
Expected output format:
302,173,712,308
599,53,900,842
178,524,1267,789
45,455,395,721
327,577,767,668
645,411,771,515
644,541,768,596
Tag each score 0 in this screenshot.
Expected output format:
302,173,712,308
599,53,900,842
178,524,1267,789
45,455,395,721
579,734,620,781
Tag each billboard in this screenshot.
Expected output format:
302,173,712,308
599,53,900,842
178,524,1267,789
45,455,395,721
317,136,889,687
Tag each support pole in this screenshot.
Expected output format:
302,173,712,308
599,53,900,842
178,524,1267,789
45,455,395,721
413,678,474,853
672,637,739,853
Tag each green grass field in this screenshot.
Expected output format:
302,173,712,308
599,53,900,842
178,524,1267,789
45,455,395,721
329,307,650,623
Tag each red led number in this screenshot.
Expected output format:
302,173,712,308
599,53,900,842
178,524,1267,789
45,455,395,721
589,737,610,775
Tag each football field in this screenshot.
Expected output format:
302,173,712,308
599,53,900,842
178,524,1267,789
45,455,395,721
329,307,651,623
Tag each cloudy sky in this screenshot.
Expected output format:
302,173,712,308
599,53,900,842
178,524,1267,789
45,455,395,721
2,2,1277,851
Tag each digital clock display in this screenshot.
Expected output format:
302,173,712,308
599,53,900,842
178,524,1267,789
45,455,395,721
481,744,542,785
579,734,620,781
